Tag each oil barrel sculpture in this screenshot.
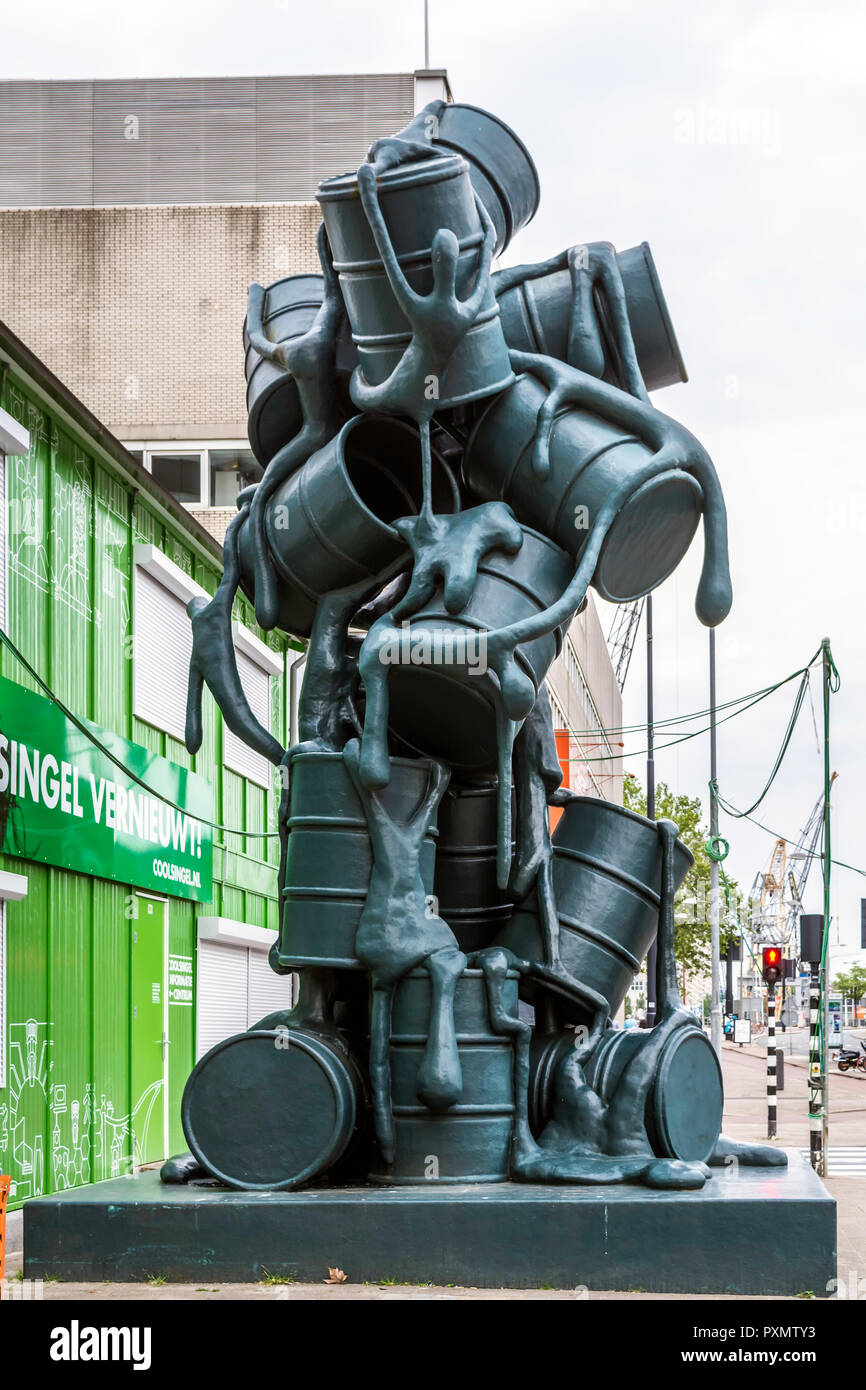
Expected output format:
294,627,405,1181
165,96,786,1197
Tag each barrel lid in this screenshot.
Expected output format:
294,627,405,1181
182,1029,357,1190
594,469,702,604
652,1027,723,1162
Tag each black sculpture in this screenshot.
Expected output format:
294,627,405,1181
168,98,785,1198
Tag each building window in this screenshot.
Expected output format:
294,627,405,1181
149,453,203,506
133,545,208,743
223,624,283,790
208,448,261,508
133,546,283,778
123,442,262,512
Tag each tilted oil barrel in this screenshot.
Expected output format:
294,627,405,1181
433,783,513,952
243,274,356,467
275,749,439,972
237,412,458,640
181,1024,367,1190
462,372,703,604
384,523,573,774
369,966,517,1184
497,797,693,1025
317,153,514,407
528,1023,723,1164
493,242,687,393
426,102,540,257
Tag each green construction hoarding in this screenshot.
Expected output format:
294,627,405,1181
0,673,213,901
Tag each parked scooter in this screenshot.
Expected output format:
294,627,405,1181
836,1039,866,1073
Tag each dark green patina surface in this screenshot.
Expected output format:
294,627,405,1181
24,1163,835,1294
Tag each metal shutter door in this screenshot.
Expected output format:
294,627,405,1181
0,454,6,632
223,647,271,789
196,939,249,1059
246,948,293,1028
133,566,192,742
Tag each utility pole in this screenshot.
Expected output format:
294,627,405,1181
807,942,824,1176
424,0,430,67
709,628,723,1058
767,982,777,1138
645,594,657,1027
821,639,834,1171
804,638,837,1178
761,946,781,1138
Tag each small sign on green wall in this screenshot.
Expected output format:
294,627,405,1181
0,674,213,901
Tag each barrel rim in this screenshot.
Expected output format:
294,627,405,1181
182,1028,356,1191
630,241,689,385
316,151,470,201
553,795,696,867
594,467,703,603
287,744,440,775
436,101,542,227
288,411,455,559
240,271,325,347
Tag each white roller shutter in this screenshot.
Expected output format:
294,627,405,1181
247,950,293,1028
196,939,249,1058
222,647,271,789
133,566,192,742
196,936,293,1059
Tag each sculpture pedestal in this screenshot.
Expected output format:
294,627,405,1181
24,1156,834,1295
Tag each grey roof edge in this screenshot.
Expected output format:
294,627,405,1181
0,71,422,86
0,316,223,568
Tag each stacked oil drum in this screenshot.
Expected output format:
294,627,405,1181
180,101,723,1193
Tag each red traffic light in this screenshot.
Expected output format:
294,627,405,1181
762,946,782,984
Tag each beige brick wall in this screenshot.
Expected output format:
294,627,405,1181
194,508,235,547
0,203,321,439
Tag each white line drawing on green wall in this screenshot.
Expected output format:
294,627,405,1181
1,1017,52,1200
1,1015,164,1200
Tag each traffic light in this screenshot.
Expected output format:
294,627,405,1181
762,945,782,986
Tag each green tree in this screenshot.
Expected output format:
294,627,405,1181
832,966,866,1014
623,772,744,986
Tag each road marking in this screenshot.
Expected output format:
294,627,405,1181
799,1147,866,1175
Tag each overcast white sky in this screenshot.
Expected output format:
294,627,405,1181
3,0,865,967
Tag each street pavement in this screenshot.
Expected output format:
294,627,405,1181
4,1045,863,1301
743,1025,866,1059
